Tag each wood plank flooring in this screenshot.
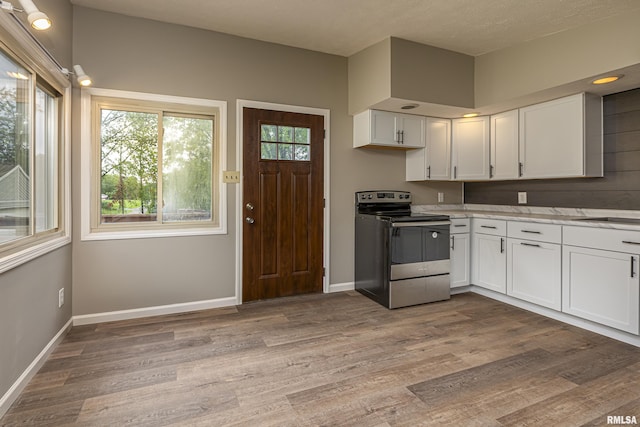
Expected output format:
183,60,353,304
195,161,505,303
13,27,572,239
2,291,640,426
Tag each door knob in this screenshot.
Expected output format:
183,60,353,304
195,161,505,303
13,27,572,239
246,202,254,211
245,217,255,224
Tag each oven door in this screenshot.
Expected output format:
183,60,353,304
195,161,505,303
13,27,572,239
390,221,450,280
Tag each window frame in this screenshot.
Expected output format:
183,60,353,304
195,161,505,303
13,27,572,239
0,16,71,274
80,88,227,241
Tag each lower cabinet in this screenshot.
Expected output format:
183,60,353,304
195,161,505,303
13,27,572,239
563,245,640,335
507,238,561,310
450,232,470,288
471,233,506,293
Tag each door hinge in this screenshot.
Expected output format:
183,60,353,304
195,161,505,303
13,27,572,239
323,267,326,277
323,198,326,208
323,129,326,139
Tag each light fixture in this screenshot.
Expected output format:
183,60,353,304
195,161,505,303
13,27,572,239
592,75,623,85
401,103,419,110
73,65,92,86
17,0,50,30
463,113,479,118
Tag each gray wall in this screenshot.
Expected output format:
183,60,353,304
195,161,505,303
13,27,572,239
465,88,640,208
71,7,459,315
0,0,73,407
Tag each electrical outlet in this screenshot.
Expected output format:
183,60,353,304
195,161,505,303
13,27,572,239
518,192,527,204
58,288,64,308
437,192,444,203
223,171,240,183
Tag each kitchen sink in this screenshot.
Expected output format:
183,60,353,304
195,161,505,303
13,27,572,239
573,217,640,225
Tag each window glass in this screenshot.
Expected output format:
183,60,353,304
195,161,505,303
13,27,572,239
100,109,158,223
34,87,58,233
0,51,31,243
162,114,213,222
95,101,218,230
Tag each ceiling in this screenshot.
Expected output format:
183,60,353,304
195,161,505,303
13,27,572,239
69,0,640,57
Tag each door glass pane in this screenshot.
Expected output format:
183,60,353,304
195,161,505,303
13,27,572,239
34,87,58,233
261,142,277,160
162,114,213,222
0,51,31,243
294,127,310,144
278,143,293,160
100,109,158,223
261,124,276,142
294,145,310,161
278,126,293,142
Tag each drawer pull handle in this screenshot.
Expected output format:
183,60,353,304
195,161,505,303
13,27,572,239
500,238,505,253
631,256,635,278
622,241,640,246
454,224,467,227
481,225,497,229
522,230,542,234
451,235,455,250
521,242,541,248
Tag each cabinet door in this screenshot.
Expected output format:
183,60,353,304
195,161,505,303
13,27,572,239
451,233,470,288
519,94,584,178
490,110,519,180
471,233,506,293
398,114,425,148
562,245,639,334
426,117,451,180
370,110,399,146
406,117,449,181
507,239,561,310
452,116,490,180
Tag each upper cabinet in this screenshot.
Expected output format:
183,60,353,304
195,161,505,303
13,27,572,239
490,110,519,180
354,110,425,148
451,116,490,181
406,117,451,181
519,93,602,179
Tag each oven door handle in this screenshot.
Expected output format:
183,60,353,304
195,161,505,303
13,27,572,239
391,221,451,227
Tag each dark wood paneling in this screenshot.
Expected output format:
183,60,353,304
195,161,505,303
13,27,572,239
465,88,640,209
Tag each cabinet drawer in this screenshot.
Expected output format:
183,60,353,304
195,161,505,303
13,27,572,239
450,218,470,234
507,221,562,244
564,226,640,254
472,218,506,236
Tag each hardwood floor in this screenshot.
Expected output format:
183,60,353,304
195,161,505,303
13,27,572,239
2,291,640,426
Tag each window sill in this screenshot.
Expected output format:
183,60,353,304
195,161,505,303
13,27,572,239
81,226,227,241
0,235,71,275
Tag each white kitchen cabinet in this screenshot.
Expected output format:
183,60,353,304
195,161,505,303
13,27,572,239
450,218,470,288
490,110,519,180
406,117,451,181
354,109,425,148
562,225,640,335
507,238,562,310
452,116,490,181
471,219,506,293
519,93,602,179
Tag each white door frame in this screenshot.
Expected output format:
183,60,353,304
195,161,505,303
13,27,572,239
235,100,331,304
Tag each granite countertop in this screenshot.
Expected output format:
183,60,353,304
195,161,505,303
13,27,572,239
412,204,640,232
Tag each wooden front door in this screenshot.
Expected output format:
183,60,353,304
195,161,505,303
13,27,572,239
242,108,324,302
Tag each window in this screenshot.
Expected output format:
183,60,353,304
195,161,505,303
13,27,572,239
0,46,67,264
81,89,226,240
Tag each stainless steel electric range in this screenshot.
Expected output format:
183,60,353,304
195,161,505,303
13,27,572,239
354,190,451,309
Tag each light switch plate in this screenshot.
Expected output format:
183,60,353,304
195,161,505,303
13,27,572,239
518,192,527,204
223,171,240,183
437,192,444,203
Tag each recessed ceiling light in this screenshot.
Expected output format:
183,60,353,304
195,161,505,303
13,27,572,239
401,103,419,110
592,75,623,85
462,113,479,118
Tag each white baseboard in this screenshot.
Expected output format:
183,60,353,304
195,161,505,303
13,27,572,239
328,282,354,293
72,297,238,326
0,318,72,419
